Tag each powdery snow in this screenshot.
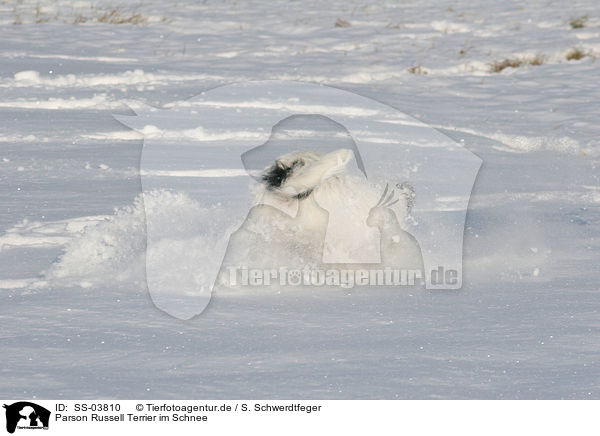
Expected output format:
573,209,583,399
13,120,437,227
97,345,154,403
0,0,599,399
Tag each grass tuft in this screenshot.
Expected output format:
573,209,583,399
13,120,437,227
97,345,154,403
489,58,522,72
489,55,544,73
566,47,587,60
529,54,544,66
569,15,588,29
335,18,351,28
407,64,427,75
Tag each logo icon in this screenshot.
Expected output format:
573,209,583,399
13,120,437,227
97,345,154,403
3,402,50,433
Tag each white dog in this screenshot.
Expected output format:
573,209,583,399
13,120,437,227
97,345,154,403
220,148,422,283
221,149,355,270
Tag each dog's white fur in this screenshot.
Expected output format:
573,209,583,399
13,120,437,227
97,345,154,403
256,149,354,220
221,148,423,276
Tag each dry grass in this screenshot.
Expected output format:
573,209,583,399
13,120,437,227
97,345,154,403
529,55,544,66
566,47,587,60
489,55,544,73
489,58,523,72
96,9,147,25
335,18,351,28
569,15,588,29
459,41,473,55
11,4,163,25
34,4,50,23
407,64,427,75
73,8,148,25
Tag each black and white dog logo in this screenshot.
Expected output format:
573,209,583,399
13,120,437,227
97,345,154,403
3,402,50,434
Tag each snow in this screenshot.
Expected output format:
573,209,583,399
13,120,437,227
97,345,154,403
1,0,599,399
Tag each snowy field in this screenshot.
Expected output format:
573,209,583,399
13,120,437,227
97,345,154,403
1,0,599,399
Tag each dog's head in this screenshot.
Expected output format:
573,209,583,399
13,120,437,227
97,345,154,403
261,149,353,199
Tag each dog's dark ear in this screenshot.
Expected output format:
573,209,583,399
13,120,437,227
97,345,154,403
261,158,305,189
262,160,288,188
